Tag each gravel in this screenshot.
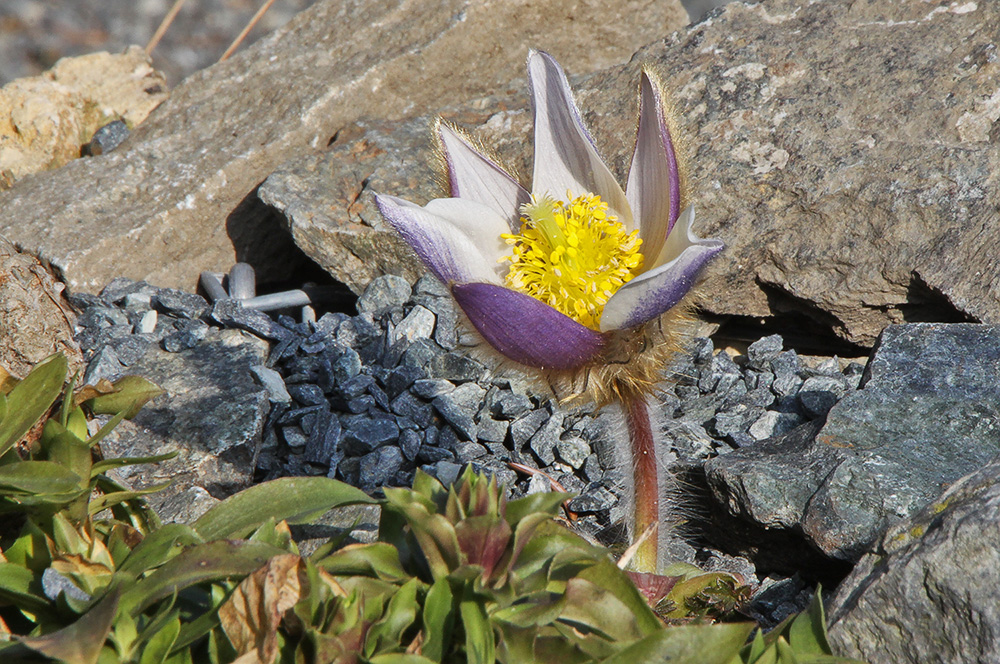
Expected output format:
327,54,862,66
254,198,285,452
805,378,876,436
70,272,865,559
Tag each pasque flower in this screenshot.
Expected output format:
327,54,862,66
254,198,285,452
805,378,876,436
376,51,723,573
376,51,722,385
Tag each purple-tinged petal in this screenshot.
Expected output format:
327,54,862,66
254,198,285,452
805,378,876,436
526,51,633,229
599,206,723,332
626,70,681,263
375,194,507,286
451,282,606,370
437,122,530,232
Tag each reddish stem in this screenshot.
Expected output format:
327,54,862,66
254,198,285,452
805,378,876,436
623,392,659,572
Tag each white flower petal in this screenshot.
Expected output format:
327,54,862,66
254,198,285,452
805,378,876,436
437,122,530,231
526,50,633,229
650,205,708,267
626,71,681,264
599,206,723,331
375,194,507,285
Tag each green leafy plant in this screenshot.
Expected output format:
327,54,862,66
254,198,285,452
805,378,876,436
0,355,866,663
0,354,375,663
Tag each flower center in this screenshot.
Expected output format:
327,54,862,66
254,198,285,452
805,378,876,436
500,193,644,330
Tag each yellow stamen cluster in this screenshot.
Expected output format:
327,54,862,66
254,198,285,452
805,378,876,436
500,193,644,330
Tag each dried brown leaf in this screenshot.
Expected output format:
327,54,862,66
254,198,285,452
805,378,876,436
219,553,306,664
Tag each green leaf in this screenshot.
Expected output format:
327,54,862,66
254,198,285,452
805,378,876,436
193,476,374,540
0,353,66,457
787,587,830,655
0,561,50,613
365,577,421,656
41,422,91,486
115,524,203,578
317,542,409,583
138,613,181,664
492,590,566,629
600,623,754,664
505,491,570,525
369,655,439,664
18,588,120,664
88,483,171,515
85,375,164,419
120,540,288,616
576,559,663,636
421,577,454,662
459,583,494,664
0,460,83,495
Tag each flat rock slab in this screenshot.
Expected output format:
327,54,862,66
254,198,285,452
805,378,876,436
273,0,999,345
827,460,1000,664
0,0,688,294
705,323,1000,562
101,328,270,521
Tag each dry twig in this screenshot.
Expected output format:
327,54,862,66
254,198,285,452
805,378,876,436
145,0,188,55
219,0,279,62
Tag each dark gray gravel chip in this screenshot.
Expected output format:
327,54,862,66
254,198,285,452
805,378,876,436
338,374,376,400
356,275,412,317
287,383,327,407
568,484,618,513
346,395,375,413
528,412,564,465
384,365,425,398
510,409,550,451
770,350,804,396
162,319,209,352
305,408,342,467
211,299,294,342
153,288,209,319
331,347,362,383
454,441,488,462
341,416,400,456
99,277,157,305
401,338,442,370
390,392,434,428
78,305,130,330
428,352,487,382
417,445,454,464
368,384,391,411
311,312,348,339
432,383,485,440
493,391,533,419
476,416,508,444
399,428,422,461
747,334,784,370
411,378,455,399
83,345,124,384
359,446,405,492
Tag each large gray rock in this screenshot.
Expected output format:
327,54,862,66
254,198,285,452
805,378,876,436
0,0,688,294
705,323,1000,563
827,460,1000,664
274,0,999,344
101,328,270,522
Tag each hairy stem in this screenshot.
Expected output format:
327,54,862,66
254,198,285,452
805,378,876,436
621,390,659,572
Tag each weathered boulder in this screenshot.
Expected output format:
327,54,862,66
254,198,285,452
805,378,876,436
0,235,83,378
270,0,998,345
0,47,167,183
0,0,689,294
705,323,1000,564
827,460,1000,664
